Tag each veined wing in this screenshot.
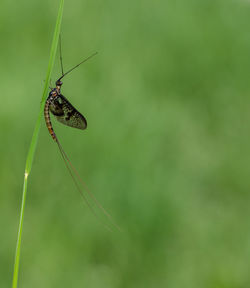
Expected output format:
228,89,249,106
49,94,87,130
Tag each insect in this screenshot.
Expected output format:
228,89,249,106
44,37,120,231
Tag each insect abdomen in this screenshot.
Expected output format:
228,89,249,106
44,99,57,141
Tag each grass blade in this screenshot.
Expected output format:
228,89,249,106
12,1,64,287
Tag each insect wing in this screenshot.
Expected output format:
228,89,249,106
49,94,87,130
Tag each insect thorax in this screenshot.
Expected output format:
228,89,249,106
49,89,60,98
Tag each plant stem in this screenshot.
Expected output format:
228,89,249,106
12,1,64,287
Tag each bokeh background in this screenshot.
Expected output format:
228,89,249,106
1,0,250,287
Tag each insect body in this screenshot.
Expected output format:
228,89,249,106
44,79,87,142
43,39,120,231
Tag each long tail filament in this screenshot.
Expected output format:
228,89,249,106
55,138,121,232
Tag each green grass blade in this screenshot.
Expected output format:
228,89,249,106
12,1,64,287
26,0,64,173
12,174,28,288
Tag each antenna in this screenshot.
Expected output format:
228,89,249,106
58,52,98,81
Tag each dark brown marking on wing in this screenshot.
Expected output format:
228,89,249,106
49,94,87,130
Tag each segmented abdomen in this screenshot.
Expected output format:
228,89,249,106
44,98,57,141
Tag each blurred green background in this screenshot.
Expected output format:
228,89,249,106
1,0,250,287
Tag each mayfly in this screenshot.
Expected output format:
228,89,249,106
44,37,120,231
